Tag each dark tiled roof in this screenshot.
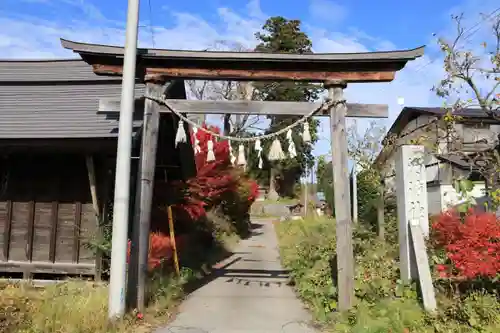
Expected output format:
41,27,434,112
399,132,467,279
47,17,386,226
0,59,144,139
386,106,491,138
0,59,117,83
61,39,425,63
375,106,497,167
60,39,425,83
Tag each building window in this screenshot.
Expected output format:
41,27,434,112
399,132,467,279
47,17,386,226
463,123,491,145
467,171,483,182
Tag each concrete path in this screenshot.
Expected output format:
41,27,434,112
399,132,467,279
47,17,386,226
155,218,318,333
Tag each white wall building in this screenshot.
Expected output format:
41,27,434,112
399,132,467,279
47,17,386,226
376,107,499,216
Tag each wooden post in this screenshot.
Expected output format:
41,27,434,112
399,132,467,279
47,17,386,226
127,82,162,312
86,156,100,221
3,200,12,262
73,202,82,263
26,200,35,262
167,205,180,276
85,155,102,280
327,81,354,311
268,168,279,200
127,153,142,309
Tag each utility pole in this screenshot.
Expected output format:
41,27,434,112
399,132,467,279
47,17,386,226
108,0,140,320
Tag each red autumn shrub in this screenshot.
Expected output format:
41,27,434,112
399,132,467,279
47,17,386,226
191,124,230,172
148,232,187,270
234,172,259,207
171,123,256,220
142,124,258,269
248,179,259,203
431,209,500,279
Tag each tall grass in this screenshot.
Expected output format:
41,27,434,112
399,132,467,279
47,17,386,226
1,219,236,333
1,274,185,333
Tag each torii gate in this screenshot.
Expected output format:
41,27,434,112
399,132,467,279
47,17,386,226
61,39,424,313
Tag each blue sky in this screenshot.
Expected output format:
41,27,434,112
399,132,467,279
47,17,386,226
0,0,498,159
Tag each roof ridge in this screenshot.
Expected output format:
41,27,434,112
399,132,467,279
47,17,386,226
60,38,426,57
0,58,82,63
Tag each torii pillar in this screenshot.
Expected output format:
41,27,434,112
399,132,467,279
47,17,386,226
325,80,355,310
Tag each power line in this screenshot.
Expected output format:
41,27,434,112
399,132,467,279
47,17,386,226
376,7,500,104
361,10,500,159
460,8,500,43
343,8,500,156
327,7,500,132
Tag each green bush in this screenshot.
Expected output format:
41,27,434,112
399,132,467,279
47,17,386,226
332,298,428,333
435,291,500,332
356,167,397,233
278,217,337,321
276,216,500,333
276,217,418,322
356,169,380,228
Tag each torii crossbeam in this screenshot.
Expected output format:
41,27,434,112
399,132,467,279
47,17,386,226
99,98,388,118
61,38,424,314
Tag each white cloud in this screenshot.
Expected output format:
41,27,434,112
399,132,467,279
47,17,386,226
308,0,348,24
246,0,266,20
1,0,495,158
17,0,108,21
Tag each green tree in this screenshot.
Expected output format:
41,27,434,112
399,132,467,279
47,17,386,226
316,156,335,215
347,121,391,237
251,16,323,198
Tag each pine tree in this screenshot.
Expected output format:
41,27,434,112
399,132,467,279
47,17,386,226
250,16,322,198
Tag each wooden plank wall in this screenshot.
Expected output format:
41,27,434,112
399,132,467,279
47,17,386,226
0,153,97,274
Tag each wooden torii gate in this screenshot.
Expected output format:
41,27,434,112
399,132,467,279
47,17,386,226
62,39,424,312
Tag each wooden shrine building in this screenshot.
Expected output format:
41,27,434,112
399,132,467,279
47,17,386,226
0,59,191,280
59,38,424,311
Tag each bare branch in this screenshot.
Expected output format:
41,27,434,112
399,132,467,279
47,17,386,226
435,13,500,120
428,11,500,199
184,40,263,134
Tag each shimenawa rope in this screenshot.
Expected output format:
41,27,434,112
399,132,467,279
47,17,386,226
144,94,344,165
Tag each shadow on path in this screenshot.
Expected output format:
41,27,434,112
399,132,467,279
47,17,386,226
183,222,289,295
156,218,317,333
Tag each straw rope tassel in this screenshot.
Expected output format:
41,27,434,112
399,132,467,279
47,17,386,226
255,139,263,169
237,144,247,166
206,139,216,162
302,121,311,143
192,127,201,154
287,129,297,159
228,140,236,165
268,137,285,161
174,119,187,147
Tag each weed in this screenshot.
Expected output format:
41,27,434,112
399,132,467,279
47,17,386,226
0,231,233,333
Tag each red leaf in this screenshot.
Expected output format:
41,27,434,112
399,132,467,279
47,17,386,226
431,210,500,279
